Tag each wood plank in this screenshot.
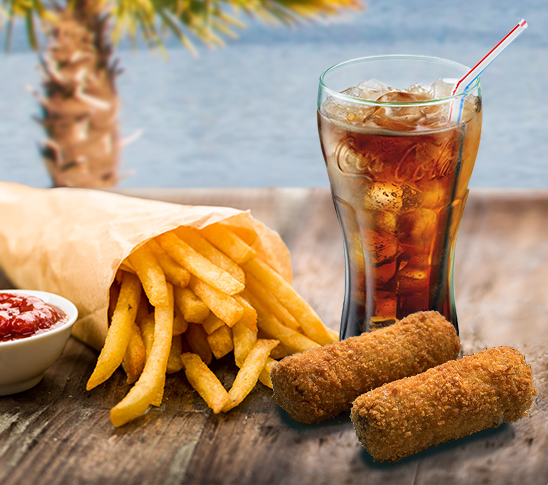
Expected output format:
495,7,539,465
455,190,548,346
0,188,547,485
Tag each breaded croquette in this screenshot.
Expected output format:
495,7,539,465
271,311,460,424
351,346,536,462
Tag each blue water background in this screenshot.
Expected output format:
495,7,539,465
0,0,546,188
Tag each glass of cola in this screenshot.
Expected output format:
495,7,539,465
318,55,482,339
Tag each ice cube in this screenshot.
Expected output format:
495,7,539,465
419,103,449,128
322,96,376,127
459,94,481,124
407,83,430,95
374,239,400,266
371,91,431,131
408,78,456,126
369,315,398,329
375,261,397,285
377,211,397,235
374,291,398,317
345,106,377,125
377,91,430,104
420,180,446,209
429,78,456,99
363,182,404,212
345,79,390,101
407,254,430,268
400,182,423,209
363,228,400,265
398,208,437,253
321,97,350,123
397,266,428,293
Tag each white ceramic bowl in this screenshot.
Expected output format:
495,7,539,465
0,289,78,396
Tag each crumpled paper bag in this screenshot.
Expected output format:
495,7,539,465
0,182,291,351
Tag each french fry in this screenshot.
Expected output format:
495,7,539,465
110,283,174,427
174,286,210,323
122,323,146,384
269,342,291,360
137,302,173,408
199,223,256,264
136,299,158,406
222,339,279,412
202,312,225,335
186,323,213,365
244,272,300,331
327,327,339,342
167,334,184,374
173,305,189,336
181,353,230,414
175,226,245,285
153,375,166,408
247,292,320,354
141,318,163,402
139,313,155,359
243,258,335,345
189,277,243,327
232,320,257,368
128,243,169,307
87,272,142,390
258,357,276,389
224,225,258,247
147,238,191,288
233,293,258,332
156,231,244,295
206,325,234,360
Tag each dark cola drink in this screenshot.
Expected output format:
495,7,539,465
319,78,482,339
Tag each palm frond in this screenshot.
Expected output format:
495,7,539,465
24,8,37,48
106,0,361,52
155,7,198,55
1,0,361,53
1,0,53,50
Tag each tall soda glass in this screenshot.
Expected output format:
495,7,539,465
318,55,482,339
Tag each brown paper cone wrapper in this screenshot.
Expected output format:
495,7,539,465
0,182,291,351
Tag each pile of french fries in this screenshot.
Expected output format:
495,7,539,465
85,222,338,427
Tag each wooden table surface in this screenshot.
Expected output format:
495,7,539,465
0,188,547,485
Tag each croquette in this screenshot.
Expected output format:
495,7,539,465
351,346,536,462
271,311,460,424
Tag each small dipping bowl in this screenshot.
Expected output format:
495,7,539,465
0,289,78,396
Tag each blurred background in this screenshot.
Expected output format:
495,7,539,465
0,0,546,188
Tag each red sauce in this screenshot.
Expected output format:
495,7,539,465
0,293,68,342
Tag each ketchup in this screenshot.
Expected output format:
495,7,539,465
0,293,68,342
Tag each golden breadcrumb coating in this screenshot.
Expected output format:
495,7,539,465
271,311,460,424
351,346,536,462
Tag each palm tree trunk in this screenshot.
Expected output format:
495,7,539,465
37,3,120,188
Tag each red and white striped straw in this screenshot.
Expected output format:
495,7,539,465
449,18,528,122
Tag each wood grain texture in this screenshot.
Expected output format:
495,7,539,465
0,188,547,485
